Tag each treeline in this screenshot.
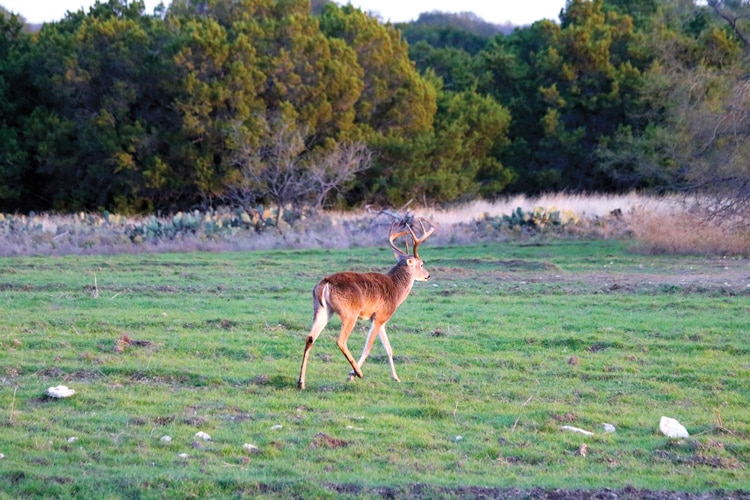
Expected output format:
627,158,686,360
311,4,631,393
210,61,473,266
0,0,749,218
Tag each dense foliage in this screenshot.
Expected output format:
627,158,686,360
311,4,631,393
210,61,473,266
0,0,749,217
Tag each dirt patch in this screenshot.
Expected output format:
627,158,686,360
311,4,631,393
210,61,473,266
114,334,155,353
455,258,562,272
686,453,744,470
310,432,348,449
440,256,750,295
324,484,749,499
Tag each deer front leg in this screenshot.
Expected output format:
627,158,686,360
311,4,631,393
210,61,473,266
348,319,378,381
348,318,387,381
378,326,401,382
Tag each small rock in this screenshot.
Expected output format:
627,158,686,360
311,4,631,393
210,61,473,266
568,356,579,366
67,437,78,443
160,435,172,443
243,443,259,453
575,443,588,457
602,423,616,433
270,424,283,430
454,435,463,442
194,431,211,441
178,453,189,458
0,453,5,459
45,385,75,398
659,416,689,438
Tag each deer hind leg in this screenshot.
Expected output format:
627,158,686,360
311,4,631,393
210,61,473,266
297,297,331,390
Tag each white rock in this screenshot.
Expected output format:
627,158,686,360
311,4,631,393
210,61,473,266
659,416,689,438
178,453,189,458
194,431,211,441
67,437,78,443
454,435,463,442
160,435,172,443
602,423,616,433
270,424,283,430
561,425,594,436
243,443,259,453
45,385,75,398
0,453,5,459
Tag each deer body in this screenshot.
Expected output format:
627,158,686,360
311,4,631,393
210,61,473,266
297,221,433,389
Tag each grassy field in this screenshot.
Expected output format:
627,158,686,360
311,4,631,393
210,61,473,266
0,239,748,498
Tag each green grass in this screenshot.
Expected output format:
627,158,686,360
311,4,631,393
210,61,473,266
0,240,748,498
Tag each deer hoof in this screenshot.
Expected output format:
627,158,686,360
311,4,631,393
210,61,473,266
297,380,306,390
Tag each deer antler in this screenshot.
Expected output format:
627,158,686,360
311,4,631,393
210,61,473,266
407,218,434,260
389,218,434,258
388,221,412,256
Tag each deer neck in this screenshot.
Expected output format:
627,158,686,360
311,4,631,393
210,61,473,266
387,261,415,303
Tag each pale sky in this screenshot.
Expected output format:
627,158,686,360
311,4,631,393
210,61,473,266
3,0,567,26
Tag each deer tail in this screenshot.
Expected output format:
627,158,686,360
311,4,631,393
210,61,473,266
313,281,332,313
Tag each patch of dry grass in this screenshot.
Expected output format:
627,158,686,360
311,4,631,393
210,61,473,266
424,192,748,255
627,209,750,256
1,193,747,256
424,191,679,226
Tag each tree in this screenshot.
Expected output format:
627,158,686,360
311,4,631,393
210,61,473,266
707,0,750,47
307,141,372,209
27,1,167,211
372,80,512,205
169,0,366,208
167,13,266,208
598,0,750,225
478,0,644,193
409,41,479,92
319,3,443,204
0,12,33,208
319,4,436,138
398,11,498,54
225,108,372,224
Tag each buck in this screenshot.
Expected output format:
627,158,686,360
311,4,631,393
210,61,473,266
297,219,434,389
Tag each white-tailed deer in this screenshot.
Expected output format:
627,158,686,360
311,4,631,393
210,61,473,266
297,219,434,389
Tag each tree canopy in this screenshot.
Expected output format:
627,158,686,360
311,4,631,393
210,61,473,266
0,0,748,218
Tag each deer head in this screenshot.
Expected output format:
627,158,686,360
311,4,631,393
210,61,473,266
388,218,435,282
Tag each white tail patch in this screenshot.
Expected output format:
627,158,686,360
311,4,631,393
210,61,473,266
320,282,331,309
